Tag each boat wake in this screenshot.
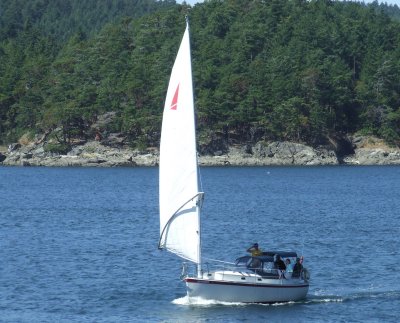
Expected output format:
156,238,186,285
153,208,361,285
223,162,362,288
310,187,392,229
172,296,248,307
172,289,400,307
173,295,296,307
305,289,400,305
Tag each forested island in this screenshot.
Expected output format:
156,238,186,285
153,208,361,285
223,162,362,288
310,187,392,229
1,0,400,166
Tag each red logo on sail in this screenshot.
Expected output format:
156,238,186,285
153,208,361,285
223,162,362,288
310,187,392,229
170,84,179,110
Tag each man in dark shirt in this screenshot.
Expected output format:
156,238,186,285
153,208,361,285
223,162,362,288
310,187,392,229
274,255,286,278
292,257,303,278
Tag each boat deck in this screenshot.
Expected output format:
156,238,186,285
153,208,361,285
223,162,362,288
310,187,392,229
195,270,307,286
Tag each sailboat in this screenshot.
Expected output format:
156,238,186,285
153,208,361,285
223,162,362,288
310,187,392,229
158,18,309,303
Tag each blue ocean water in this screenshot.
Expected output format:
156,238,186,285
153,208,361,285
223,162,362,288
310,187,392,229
0,166,399,322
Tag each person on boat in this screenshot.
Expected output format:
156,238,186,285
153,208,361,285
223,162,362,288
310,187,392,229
274,254,286,278
292,257,303,278
285,258,294,273
247,243,262,256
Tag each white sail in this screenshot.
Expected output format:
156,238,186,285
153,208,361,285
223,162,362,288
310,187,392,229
159,22,202,265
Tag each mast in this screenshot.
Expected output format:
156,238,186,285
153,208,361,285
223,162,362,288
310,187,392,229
186,15,202,278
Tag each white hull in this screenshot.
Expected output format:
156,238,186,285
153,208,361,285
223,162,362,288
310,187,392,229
185,271,309,303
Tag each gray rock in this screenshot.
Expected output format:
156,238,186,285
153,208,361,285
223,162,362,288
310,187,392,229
253,142,268,158
22,153,33,159
199,136,228,156
21,160,31,166
4,155,20,164
8,143,21,152
87,158,107,164
342,135,400,165
102,133,126,147
90,111,117,134
32,146,46,157
68,146,83,156
352,148,400,165
259,142,330,165
2,136,399,167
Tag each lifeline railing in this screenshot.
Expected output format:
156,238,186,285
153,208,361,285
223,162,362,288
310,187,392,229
181,261,309,281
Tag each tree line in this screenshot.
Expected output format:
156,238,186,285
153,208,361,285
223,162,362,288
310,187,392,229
1,0,400,149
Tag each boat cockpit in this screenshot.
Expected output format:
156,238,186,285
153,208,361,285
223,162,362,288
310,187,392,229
235,251,299,279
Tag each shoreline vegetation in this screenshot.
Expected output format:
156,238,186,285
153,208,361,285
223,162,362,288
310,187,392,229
1,135,399,167
1,1,400,158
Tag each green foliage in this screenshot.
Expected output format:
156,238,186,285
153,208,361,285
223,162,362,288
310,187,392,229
0,0,176,42
1,0,400,147
43,142,70,154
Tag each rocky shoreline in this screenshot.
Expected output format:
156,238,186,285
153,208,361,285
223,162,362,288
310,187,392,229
1,135,400,167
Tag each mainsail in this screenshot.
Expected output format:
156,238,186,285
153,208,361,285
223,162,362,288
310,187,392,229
159,21,202,265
